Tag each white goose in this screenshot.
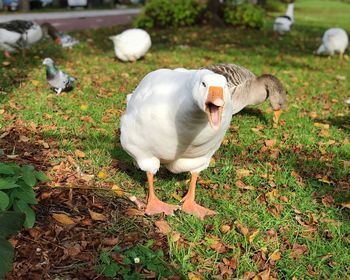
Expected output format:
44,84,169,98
110,28,151,62
120,68,233,219
316,28,348,57
0,20,43,57
273,2,294,35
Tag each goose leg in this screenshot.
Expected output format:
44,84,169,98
182,172,216,220
145,172,179,216
4,51,12,58
55,88,62,95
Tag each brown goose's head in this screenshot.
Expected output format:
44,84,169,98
258,74,288,111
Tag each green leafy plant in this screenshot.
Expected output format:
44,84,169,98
134,0,206,28
0,162,49,228
96,240,175,279
224,3,265,29
0,211,25,278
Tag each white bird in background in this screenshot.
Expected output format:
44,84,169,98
316,28,348,57
0,20,43,57
346,98,350,105
110,28,151,62
120,68,232,219
273,2,294,35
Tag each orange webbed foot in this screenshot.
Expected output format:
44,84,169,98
145,197,179,216
182,200,216,220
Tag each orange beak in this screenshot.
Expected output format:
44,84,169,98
273,110,282,127
55,38,62,45
206,86,224,129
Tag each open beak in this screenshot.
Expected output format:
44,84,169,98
273,110,282,126
205,86,224,129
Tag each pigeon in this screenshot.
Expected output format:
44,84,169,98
43,58,76,95
41,23,79,48
58,32,79,48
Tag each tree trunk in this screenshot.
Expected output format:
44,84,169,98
19,0,30,11
206,0,225,26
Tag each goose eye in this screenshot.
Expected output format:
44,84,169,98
202,82,207,87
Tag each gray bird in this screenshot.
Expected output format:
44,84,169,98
205,63,287,124
43,58,76,95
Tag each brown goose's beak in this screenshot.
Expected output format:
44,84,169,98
206,86,224,129
273,110,282,126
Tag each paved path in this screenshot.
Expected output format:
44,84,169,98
0,8,140,31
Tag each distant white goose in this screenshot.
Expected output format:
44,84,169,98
273,2,294,35
316,28,348,57
0,20,43,57
109,28,151,62
346,97,350,105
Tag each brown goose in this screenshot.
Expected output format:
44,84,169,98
205,63,287,123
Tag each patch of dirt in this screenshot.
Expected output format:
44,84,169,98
1,122,176,279
6,187,170,280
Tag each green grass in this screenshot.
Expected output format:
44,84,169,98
1,0,350,278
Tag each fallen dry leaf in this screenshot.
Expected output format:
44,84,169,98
243,271,256,280
322,195,334,207
210,239,227,254
269,249,281,261
128,195,145,209
112,185,124,197
31,80,40,86
265,139,277,147
248,229,260,243
19,135,30,142
223,256,238,270
52,213,76,225
236,169,251,178
80,116,94,123
88,210,107,221
220,224,231,234
320,218,342,227
290,243,308,260
75,150,86,158
339,201,350,209
236,180,255,190
188,272,202,280
218,263,234,278
234,220,249,237
64,244,81,257
307,264,318,276
314,122,329,129
155,220,172,235
170,231,181,242
102,237,119,246
80,104,89,111
126,207,145,216
258,267,271,280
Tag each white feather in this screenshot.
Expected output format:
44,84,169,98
120,68,233,175
110,28,151,62
273,3,294,35
316,28,348,56
0,22,42,52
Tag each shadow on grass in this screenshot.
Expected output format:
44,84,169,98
314,116,350,131
280,147,350,220
238,108,268,124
